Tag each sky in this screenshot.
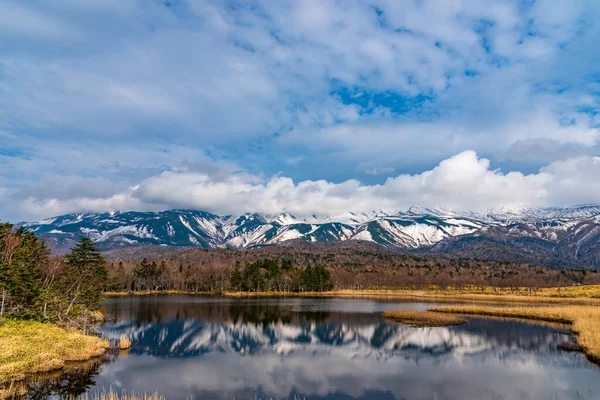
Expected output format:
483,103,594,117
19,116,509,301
1,0,600,221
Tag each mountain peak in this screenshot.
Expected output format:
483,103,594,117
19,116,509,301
21,206,600,270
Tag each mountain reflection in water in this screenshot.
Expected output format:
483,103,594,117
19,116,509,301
31,297,600,400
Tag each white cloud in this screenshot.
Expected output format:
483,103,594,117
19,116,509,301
1,0,599,222
8,151,600,221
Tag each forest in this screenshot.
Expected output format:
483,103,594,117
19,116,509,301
3,221,600,308
0,222,108,328
102,245,600,294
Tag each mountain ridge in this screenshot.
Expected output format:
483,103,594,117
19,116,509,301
21,204,600,269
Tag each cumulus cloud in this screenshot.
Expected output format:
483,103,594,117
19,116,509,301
7,151,600,221
1,0,599,221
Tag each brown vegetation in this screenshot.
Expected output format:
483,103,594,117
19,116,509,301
0,320,109,385
103,246,600,294
103,288,600,307
118,335,132,350
431,305,600,363
84,389,165,400
229,287,600,303
383,309,465,326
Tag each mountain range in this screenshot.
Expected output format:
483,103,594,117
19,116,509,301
22,204,600,269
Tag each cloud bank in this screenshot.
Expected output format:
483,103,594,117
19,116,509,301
5,151,600,221
1,0,599,221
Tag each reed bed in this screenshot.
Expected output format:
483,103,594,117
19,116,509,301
103,290,213,297
383,309,465,327
104,286,600,305
0,320,109,385
118,335,132,350
222,289,600,305
86,389,165,400
431,305,600,363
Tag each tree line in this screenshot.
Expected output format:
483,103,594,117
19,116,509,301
107,256,333,293
4,222,598,310
103,245,600,294
0,223,108,329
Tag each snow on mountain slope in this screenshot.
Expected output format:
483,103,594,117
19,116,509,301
21,205,600,255
475,204,600,224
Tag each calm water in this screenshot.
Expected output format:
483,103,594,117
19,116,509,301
28,296,600,399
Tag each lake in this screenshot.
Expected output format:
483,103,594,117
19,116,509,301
27,296,600,399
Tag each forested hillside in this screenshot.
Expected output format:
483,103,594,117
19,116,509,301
104,245,600,293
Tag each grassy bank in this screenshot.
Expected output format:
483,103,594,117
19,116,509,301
104,290,213,297
383,309,465,327
431,305,600,363
223,288,600,305
86,390,165,400
103,287,600,305
0,320,109,385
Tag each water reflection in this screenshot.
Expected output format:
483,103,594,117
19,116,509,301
20,358,113,400
29,297,600,399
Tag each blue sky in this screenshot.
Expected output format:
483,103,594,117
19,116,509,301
1,0,599,221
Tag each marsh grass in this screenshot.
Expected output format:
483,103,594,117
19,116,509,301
431,305,600,363
80,389,304,400
118,335,132,350
103,290,213,297
383,309,465,327
0,320,109,385
84,389,165,400
222,288,600,305
104,286,600,305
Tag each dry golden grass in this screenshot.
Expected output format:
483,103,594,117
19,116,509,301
536,285,600,298
431,305,600,363
223,288,600,305
85,389,165,400
383,309,465,327
104,285,600,305
0,320,109,385
0,383,26,400
118,335,132,350
103,290,212,297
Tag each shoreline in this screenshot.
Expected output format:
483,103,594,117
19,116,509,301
0,320,109,394
430,305,600,365
103,287,600,305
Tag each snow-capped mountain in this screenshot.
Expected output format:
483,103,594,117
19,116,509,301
23,208,489,252
22,205,600,269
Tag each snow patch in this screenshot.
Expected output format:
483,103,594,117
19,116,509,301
352,230,374,242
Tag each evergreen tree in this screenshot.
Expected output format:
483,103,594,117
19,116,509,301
281,258,293,271
135,258,157,290
65,237,108,309
0,223,47,318
230,261,244,291
302,266,316,291
302,264,333,292
243,262,263,292
314,264,334,291
116,261,127,291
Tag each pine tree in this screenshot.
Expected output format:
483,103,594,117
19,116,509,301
65,237,108,309
229,261,244,291
243,262,263,292
302,264,333,292
314,264,334,291
281,258,293,271
0,223,47,318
